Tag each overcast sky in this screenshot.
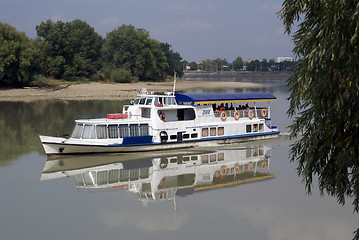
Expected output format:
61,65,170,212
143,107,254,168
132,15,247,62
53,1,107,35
0,0,294,62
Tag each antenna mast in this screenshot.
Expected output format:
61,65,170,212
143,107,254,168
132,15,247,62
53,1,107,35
172,71,176,96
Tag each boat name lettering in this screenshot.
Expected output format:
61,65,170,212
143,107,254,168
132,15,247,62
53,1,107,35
202,175,211,180
202,110,211,116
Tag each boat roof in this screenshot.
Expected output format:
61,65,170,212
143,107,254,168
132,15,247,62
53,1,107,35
175,93,277,105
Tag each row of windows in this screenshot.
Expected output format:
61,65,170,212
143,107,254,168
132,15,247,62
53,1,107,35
202,127,225,137
246,123,264,133
136,96,176,106
169,133,198,140
72,123,149,139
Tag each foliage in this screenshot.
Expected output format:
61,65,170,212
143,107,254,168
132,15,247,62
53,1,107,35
159,42,183,77
111,67,136,83
279,1,359,238
233,57,244,71
36,19,103,79
0,22,42,86
102,25,168,81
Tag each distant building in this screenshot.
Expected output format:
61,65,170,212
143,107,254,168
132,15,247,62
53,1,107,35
277,57,293,63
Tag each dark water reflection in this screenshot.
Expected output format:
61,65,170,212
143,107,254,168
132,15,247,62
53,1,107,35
0,80,357,240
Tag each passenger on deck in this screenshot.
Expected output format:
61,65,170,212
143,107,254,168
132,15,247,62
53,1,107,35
212,104,217,111
219,103,225,111
159,111,167,121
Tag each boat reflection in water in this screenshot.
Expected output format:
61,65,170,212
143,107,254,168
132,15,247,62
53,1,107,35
41,143,275,206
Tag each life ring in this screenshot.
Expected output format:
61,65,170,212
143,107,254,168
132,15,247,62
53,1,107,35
234,164,240,174
247,162,254,170
261,109,267,118
248,110,254,119
234,111,240,120
220,166,227,176
220,111,227,121
261,161,267,169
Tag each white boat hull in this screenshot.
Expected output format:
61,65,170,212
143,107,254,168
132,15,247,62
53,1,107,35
40,132,279,155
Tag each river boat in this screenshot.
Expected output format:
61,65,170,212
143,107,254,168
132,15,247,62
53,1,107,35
39,90,280,155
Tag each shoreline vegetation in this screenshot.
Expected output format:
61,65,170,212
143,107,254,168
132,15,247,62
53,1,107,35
0,71,290,102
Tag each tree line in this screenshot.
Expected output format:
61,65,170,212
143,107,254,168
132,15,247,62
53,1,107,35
1,19,296,88
0,20,183,87
185,57,297,72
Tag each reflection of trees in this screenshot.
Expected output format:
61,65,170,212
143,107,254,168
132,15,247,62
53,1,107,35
0,100,129,165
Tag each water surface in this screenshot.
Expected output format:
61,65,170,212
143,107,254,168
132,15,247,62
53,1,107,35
0,80,357,240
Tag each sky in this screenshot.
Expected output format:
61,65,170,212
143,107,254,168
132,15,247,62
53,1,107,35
0,0,294,62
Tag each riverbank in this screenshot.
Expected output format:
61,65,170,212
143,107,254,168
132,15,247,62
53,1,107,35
182,71,291,80
0,80,262,102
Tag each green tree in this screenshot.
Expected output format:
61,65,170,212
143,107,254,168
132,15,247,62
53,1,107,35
188,61,198,70
246,59,260,71
159,42,183,77
260,58,269,71
233,56,244,71
102,24,168,81
0,22,42,86
36,19,103,78
279,1,359,238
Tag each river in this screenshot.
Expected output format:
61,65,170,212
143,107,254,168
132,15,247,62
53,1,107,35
0,78,357,240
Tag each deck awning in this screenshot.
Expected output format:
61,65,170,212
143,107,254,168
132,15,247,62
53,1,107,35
175,93,277,105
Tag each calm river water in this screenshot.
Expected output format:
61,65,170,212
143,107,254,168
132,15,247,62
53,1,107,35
0,78,357,240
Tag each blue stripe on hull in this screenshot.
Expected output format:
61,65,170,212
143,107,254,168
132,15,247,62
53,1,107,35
200,131,280,141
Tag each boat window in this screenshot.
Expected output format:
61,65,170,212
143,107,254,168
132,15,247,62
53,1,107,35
183,108,196,120
139,123,149,136
191,133,198,138
218,153,224,161
153,97,159,106
202,128,208,137
146,97,153,105
119,124,129,138
130,124,139,136
246,149,252,158
139,98,146,105
202,155,209,163
163,97,176,105
141,108,151,118
191,156,198,161
108,124,119,139
82,125,96,139
210,154,216,162
71,124,83,139
259,123,264,132
218,127,224,136
96,125,108,139
253,124,259,132
246,125,252,133
210,127,216,136
170,135,177,140
183,134,190,139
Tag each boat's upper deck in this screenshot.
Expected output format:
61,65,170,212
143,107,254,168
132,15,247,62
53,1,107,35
134,93,177,107
175,93,277,105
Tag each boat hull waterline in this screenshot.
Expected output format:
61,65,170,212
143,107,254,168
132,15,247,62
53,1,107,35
40,132,279,155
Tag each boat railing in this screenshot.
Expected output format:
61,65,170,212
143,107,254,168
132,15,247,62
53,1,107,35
214,107,269,119
77,114,108,120
77,113,129,120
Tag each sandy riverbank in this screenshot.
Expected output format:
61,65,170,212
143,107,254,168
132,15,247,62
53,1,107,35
0,80,262,102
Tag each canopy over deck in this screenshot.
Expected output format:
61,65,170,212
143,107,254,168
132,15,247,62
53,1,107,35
175,93,277,105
